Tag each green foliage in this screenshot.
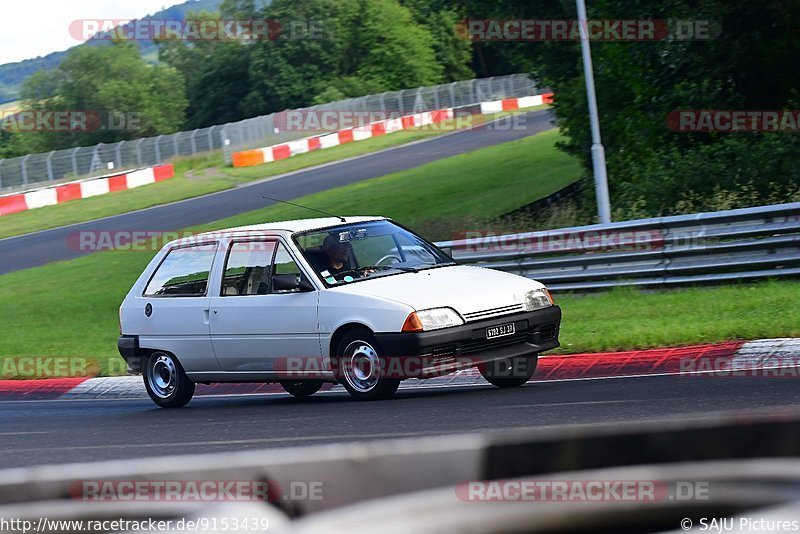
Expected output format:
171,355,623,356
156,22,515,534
158,11,254,129
240,0,446,115
433,0,800,218
527,0,800,217
13,43,187,153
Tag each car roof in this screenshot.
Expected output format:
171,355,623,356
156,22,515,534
172,216,388,246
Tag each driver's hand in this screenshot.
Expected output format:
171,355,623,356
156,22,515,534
361,268,375,277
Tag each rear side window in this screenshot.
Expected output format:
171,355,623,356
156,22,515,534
144,243,218,297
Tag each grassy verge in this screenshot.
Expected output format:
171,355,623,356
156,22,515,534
555,281,800,354
0,107,548,240
0,129,580,376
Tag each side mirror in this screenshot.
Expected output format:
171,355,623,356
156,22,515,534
440,246,454,259
273,273,315,292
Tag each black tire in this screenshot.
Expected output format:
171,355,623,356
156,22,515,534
479,353,538,388
335,329,400,401
280,380,324,398
143,352,195,408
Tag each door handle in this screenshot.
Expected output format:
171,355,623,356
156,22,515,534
203,309,210,324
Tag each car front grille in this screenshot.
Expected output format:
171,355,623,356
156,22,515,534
463,304,525,322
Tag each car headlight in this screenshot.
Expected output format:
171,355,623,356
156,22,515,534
524,288,553,311
402,307,464,332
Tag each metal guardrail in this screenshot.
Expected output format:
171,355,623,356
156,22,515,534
0,74,538,192
437,202,800,291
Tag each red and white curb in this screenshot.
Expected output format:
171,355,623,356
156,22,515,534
231,93,554,168
0,163,175,217
1,338,797,402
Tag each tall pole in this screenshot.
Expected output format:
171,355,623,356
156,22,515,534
576,0,612,223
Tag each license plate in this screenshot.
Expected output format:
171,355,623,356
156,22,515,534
486,323,515,339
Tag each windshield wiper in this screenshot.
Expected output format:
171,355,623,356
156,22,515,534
369,265,419,273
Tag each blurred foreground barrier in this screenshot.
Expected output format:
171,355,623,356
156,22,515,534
4,412,800,532
437,201,800,291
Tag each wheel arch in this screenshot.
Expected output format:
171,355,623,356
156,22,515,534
329,322,374,357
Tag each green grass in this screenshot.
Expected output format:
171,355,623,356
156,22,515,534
0,106,547,240
0,129,580,376
554,281,800,354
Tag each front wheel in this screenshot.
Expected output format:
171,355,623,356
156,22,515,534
336,330,400,401
479,353,538,388
143,352,195,408
280,380,323,398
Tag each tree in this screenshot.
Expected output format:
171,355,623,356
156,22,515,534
159,11,253,129
243,0,444,115
16,42,187,153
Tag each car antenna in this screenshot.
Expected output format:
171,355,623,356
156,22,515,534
262,196,347,222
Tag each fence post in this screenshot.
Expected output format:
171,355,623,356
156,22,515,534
0,159,4,190
207,127,214,150
190,130,198,155
71,148,79,177
116,141,123,169
21,154,30,188
155,135,163,163
46,151,55,181
90,144,102,173
136,139,144,165
173,134,180,157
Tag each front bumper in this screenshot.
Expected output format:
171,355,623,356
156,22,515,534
374,305,561,378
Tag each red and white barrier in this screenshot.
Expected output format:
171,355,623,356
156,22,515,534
232,109,460,167
232,93,554,168
0,164,175,217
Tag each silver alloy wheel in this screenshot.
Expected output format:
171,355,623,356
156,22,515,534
148,353,178,399
343,341,381,393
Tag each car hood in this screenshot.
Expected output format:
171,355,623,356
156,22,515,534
329,265,544,318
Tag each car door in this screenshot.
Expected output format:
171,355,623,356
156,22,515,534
137,241,220,373
209,238,321,374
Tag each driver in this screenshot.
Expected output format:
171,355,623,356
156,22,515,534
320,233,352,276
312,233,374,280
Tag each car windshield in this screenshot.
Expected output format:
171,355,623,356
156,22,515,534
294,220,454,285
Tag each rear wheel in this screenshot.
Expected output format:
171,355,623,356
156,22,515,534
479,353,538,388
336,330,400,401
143,352,195,408
280,380,323,398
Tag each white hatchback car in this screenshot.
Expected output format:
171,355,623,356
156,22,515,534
118,217,561,408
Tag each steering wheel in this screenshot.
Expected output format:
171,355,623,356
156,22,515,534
330,267,374,280
375,254,402,267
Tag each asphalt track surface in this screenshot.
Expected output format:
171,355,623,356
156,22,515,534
2,374,799,468
0,110,555,275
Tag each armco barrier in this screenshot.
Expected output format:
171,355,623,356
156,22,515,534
0,163,174,217
231,93,553,168
437,201,800,291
